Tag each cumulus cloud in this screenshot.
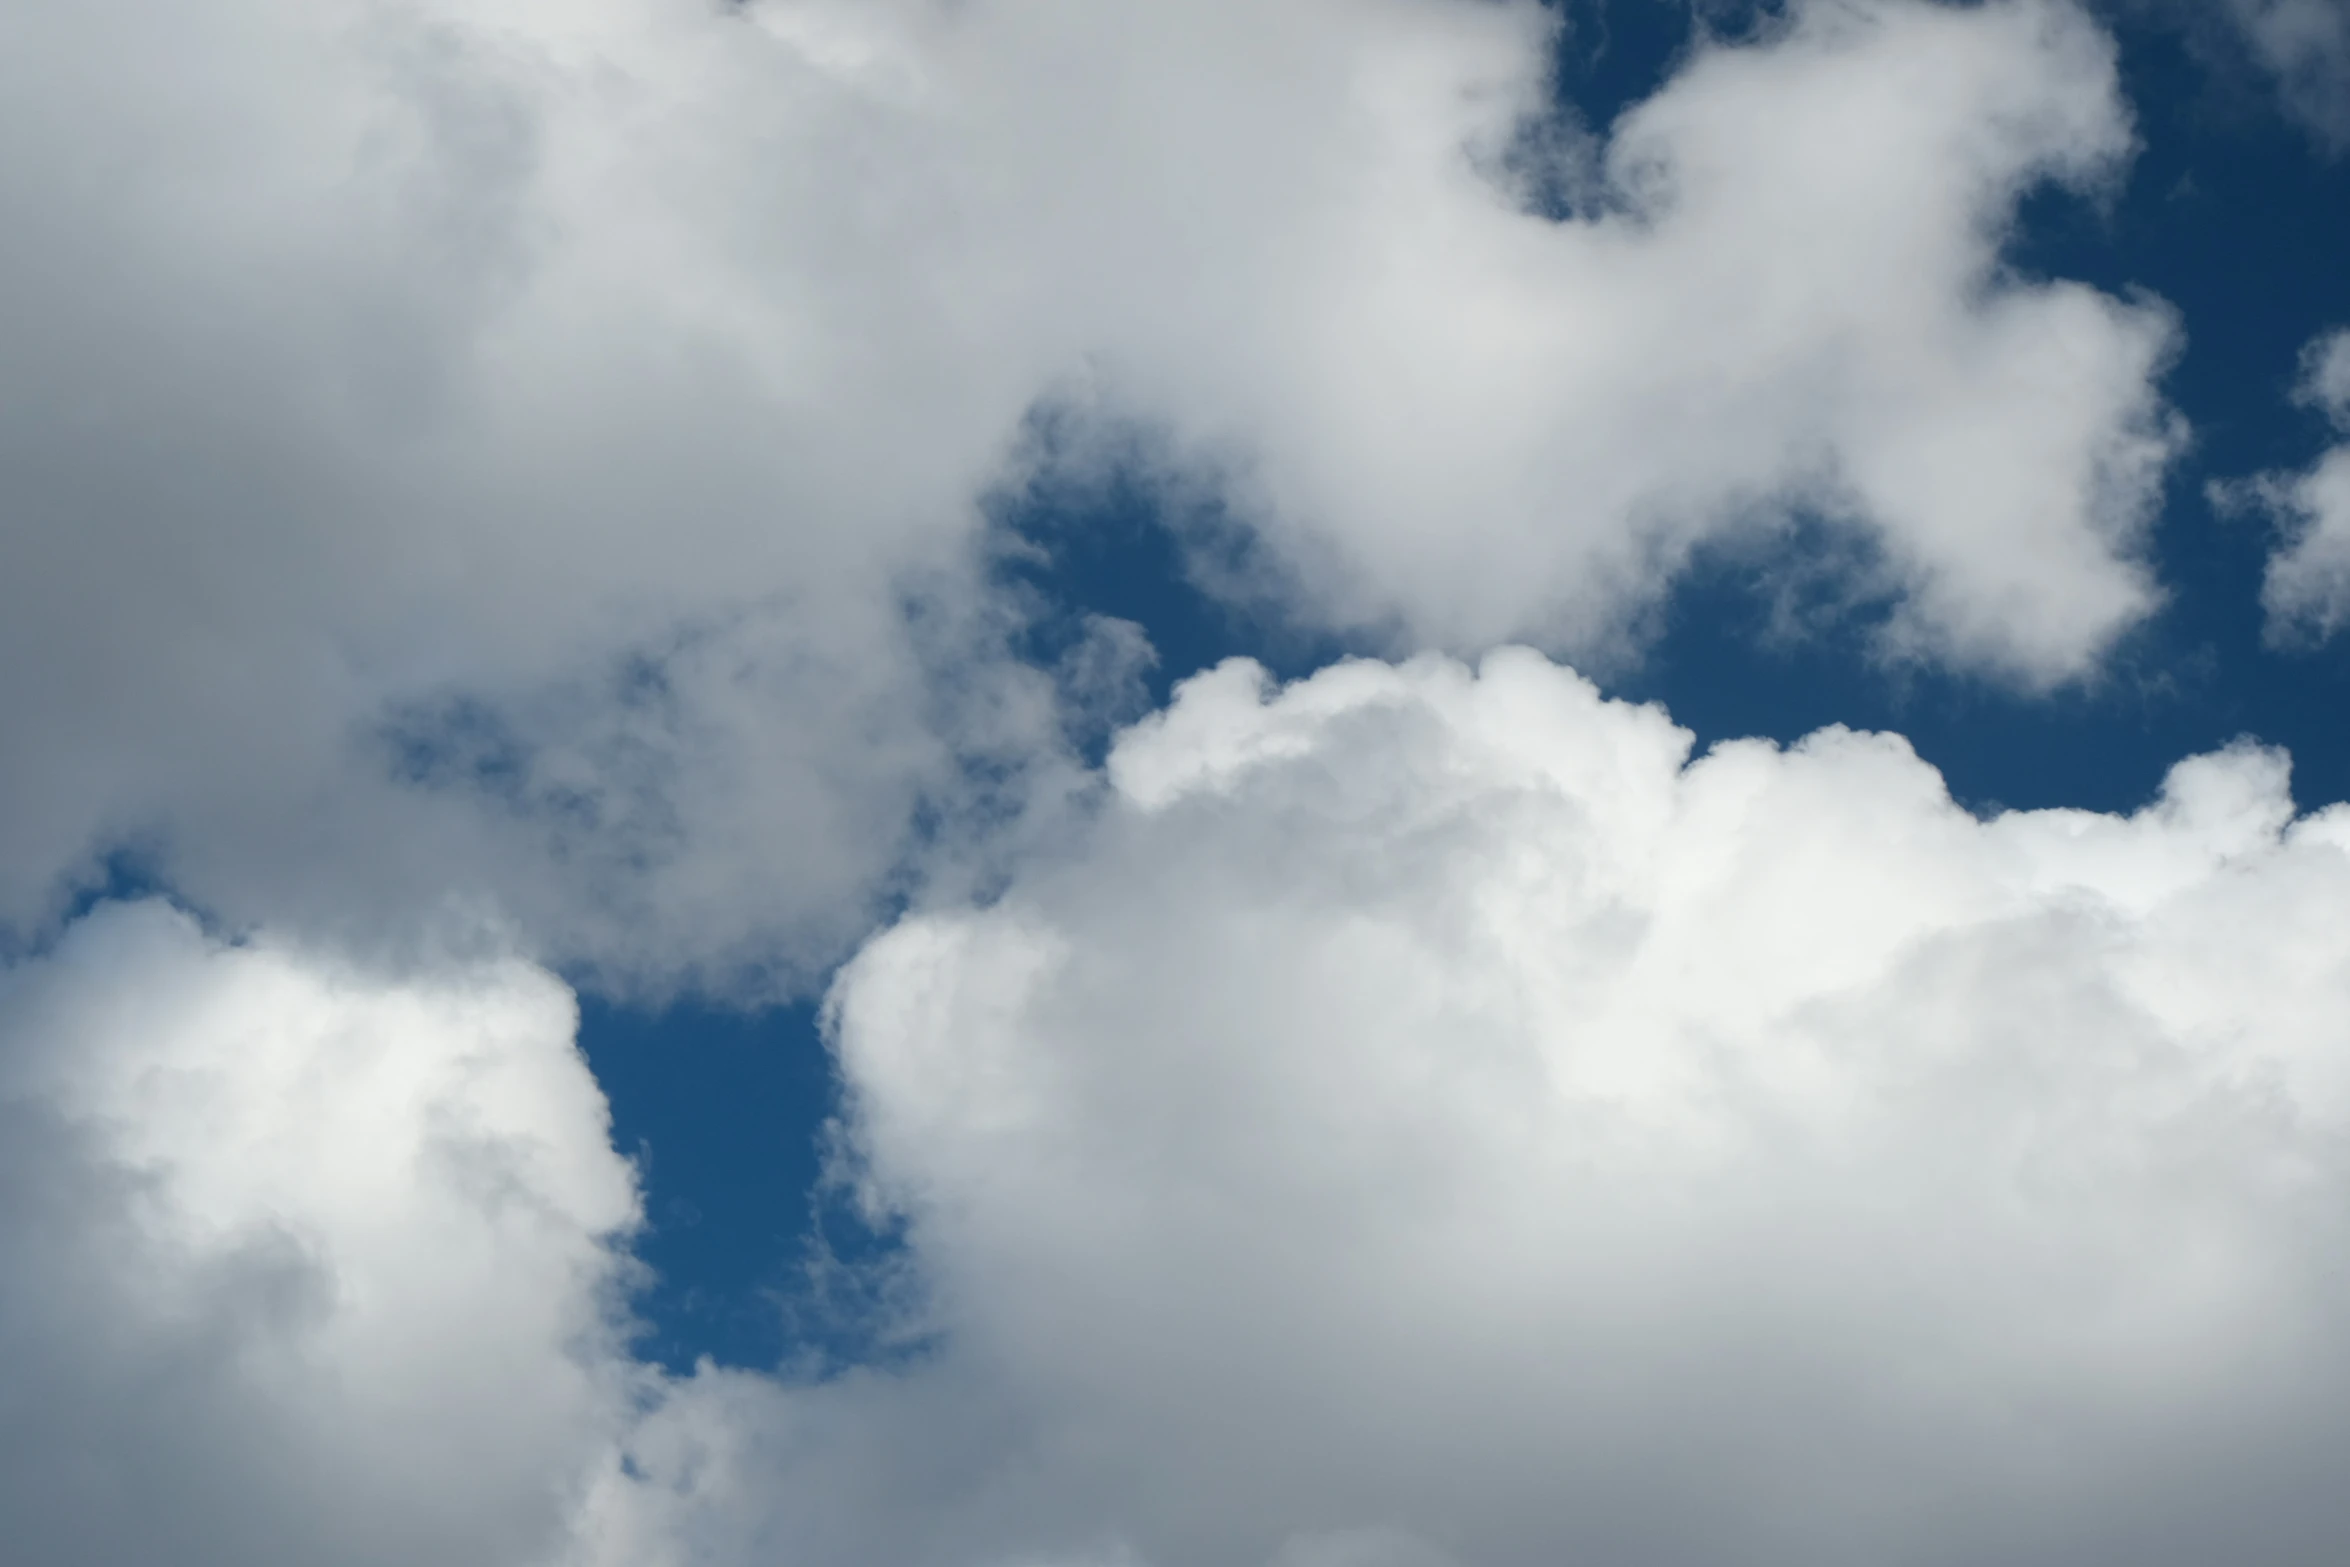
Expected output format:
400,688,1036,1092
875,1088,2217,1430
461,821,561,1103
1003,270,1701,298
0,0,1100,991
1079,0,2180,679
2225,328,2350,643
0,901,641,1567
0,0,2181,985
0,2,2287,1557
16,657,2350,1566
752,650,2350,1567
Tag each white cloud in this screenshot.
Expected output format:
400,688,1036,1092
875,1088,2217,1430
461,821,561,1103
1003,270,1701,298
0,0,1085,987
759,649,2350,1566
2222,0,2350,148
0,901,643,1566
17,657,2350,1566
0,0,2182,985
0,1,2307,1559
2231,329,2350,643
1076,0,2180,680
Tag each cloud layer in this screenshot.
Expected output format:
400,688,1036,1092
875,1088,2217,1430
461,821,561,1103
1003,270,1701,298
0,0,2184,987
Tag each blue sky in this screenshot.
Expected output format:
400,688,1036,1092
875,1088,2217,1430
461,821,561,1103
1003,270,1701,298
8,2,2350,1563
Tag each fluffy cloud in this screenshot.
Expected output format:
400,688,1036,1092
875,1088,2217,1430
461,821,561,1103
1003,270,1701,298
16,658,2350,1567
0,3,2287,1556
1075,0,2179,679
771,650,2350,1566
2231,329,2350,643
0,0,1097,991
0,902,644,1567
0,0,2180,985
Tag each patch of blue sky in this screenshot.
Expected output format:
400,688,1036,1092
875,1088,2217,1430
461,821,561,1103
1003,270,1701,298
578,995,908,1376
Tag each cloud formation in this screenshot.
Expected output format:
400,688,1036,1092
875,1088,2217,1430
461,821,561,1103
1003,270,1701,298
2234,329,2350,642
3,2,2336,1562
794,651,2350,1566
0,0,1092,987
0,902,640,1567
15,651,2350,1566
0,0,2182,987
1070,0,2180,678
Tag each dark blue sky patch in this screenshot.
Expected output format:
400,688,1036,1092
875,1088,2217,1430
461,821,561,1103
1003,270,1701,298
575,993,911,1376
1551,0,1763,135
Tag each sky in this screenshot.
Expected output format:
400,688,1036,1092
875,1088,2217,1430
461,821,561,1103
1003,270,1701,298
5,0,2350,1563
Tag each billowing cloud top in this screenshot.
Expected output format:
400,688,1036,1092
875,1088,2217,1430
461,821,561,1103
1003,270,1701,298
795,651,2350,1565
